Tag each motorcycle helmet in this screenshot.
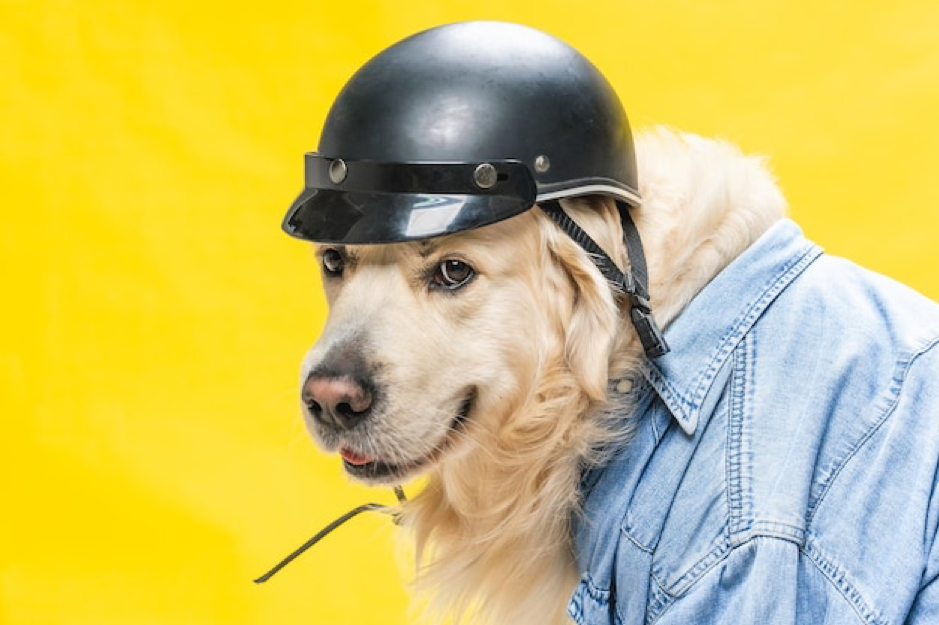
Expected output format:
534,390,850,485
281,21,668,358
282,20,639,244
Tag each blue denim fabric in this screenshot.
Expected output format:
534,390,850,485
569,219,939,625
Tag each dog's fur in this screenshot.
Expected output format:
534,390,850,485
300,128,787,624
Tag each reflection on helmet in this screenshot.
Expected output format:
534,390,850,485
282,21,640,245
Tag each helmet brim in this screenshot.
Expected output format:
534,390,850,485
281,154,538,244
282,188,538,244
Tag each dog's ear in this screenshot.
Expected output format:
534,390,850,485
539,210,620,402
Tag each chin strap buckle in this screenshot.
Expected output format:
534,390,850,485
539,200,670,359
629,294,669,359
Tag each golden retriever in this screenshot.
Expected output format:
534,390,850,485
297,127,786,624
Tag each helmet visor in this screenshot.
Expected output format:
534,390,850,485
282,154,537,244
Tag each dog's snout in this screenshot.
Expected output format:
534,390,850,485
303,374,373,430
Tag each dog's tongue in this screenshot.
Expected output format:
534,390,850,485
340,448,374,466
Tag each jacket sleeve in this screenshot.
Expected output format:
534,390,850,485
654,537,868,625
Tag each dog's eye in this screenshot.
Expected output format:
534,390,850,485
321,249,344,276
432,259,475,290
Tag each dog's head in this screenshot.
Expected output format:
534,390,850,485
299,199,628,485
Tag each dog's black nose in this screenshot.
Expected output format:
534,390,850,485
302,374,373,430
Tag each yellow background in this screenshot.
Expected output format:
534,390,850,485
3,1,938,623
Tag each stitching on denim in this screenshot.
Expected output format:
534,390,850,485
802,535,888,625
646,569,683,625
646,543,729,625
666,522,805,596
643,242,821,429
640,365,694,431
646,530,876,623
622,524,655,555
807,335,939,525
740,520,806,544
650,569,680,600
566,592,584,624
582,573,612,604
647,530,818,625
567,576,611,623
684,243,822,410
649,532,733,618
726,335,755,538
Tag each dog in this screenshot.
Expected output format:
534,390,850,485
295,127,789,624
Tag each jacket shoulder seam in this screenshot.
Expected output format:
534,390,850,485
807,334,939,524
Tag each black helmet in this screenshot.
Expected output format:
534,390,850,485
282,21,640,244
282,21,669,357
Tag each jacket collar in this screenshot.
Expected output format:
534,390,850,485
640,219,822,435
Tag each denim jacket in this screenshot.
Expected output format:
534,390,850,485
569,219,939,625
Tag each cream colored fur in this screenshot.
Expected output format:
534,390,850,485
300,128,787,624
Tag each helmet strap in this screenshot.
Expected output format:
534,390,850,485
539,200,670,359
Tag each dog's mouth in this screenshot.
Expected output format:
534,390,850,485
339,390,476,482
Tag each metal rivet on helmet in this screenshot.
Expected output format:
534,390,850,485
328,159,348,184
473,163,498,190
534,155,551,175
